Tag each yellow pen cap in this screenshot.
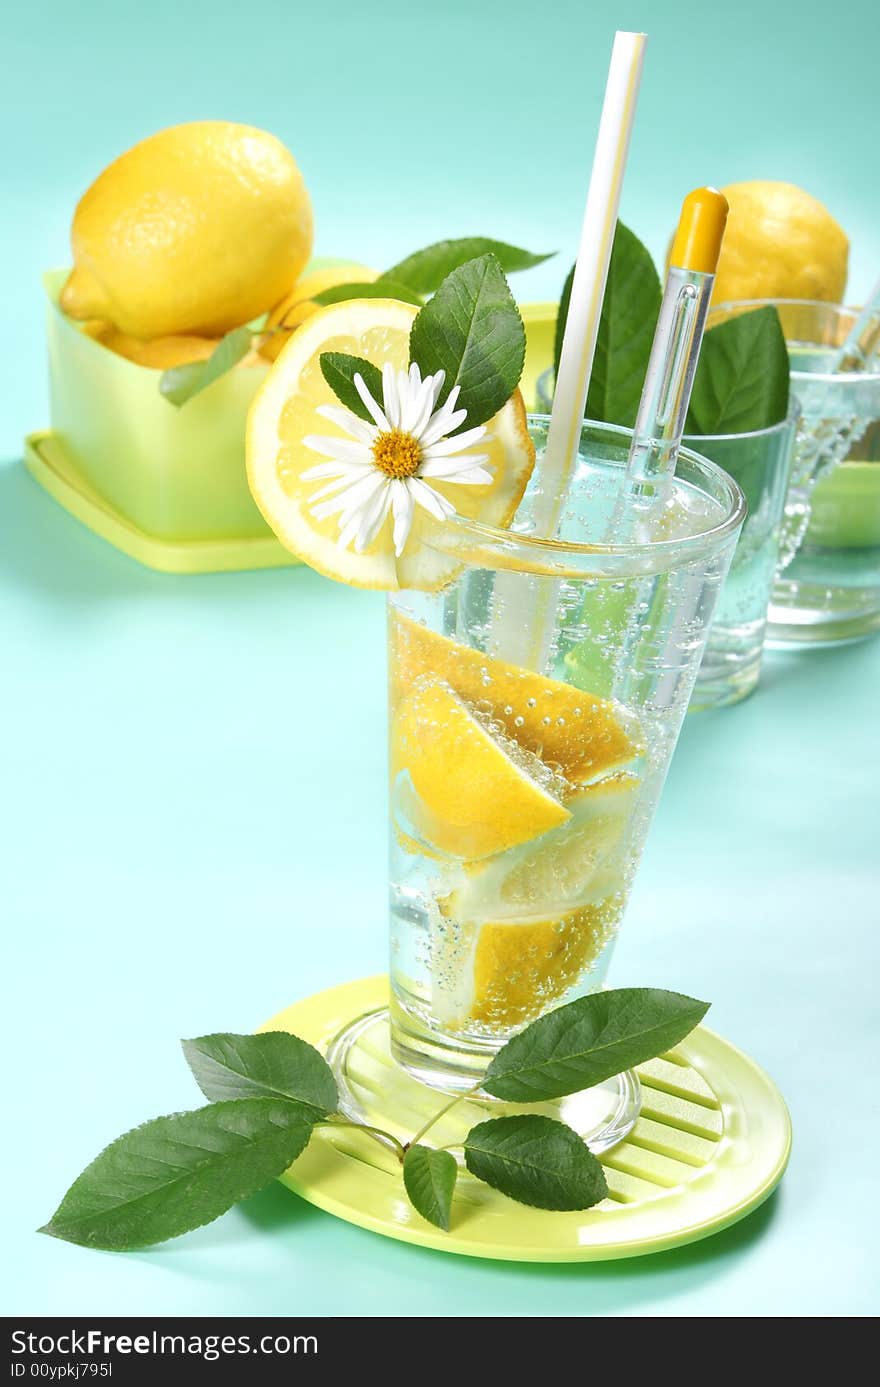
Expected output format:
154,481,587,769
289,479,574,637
669,187,729,274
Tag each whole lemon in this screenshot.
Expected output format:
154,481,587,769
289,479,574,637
260,262,378,361
61,122,313,338
85,323,222,369
710,181,848,304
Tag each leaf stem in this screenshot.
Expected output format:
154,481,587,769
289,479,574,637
407,1084,484,1150
324,1118,406,1162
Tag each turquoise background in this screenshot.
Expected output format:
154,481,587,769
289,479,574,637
3,0,879,461
3,0,879,1318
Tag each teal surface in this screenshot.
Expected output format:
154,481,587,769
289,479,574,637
3,0,879,1318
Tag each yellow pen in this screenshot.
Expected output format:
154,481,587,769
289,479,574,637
626,187,728,492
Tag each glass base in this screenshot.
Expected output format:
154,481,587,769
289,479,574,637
327,1007,641,1156
766,597,880,647
767,568,880,646
689,647,762,710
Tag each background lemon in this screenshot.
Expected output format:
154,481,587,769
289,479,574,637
260,263,378,361
708,180,848,304
61,121,313,338
84,324,222,369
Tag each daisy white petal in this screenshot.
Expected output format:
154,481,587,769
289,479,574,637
419,454,492,479
308,470,375,503
388,367,408,430
435,466,493,486
354,372,390,431
303,434,373,465
312,472,384,522
382,363,401,429
315,404,377,444
335,512,362,553
430,383,461,422
408,477,456,521
422,424,488,457
418,396,455,443
391,479,415,556
408,375,439,437
398,366,429,432
336,477,388,551
354,481,393,552
419,391,470,446
301,459,370,481
424,407,469,441
428,369,446,408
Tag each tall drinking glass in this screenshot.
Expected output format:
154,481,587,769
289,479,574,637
335,418,743,1151
708,300,880,645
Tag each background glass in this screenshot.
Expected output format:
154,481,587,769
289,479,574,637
537,368,798,707
708,300,880,645
379,418,743,1151
687,402,799,709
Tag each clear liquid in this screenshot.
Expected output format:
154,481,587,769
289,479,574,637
693,422,794,704
389,456,732,1059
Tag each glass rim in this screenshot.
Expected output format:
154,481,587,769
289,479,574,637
682,393,802,445
426,415,747,578
708,298,880,386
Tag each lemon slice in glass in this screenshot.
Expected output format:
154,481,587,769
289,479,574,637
391,678,571,861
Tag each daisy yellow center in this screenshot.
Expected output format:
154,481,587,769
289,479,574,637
372,429,422,480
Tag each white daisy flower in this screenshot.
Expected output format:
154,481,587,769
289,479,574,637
301,362,493,556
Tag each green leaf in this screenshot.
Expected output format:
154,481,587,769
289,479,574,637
182,1032,337,1115
159,326,254,407
482,987,710,1102
553,263,575,382
402,1145,457,1231
685,305,790,435
39,1099,319,1250
587,223,661,427
408,254,526,428
464,1115,607,1211
312,278,424,308
319,352,385,423
553,223,661,427
385,238,553,297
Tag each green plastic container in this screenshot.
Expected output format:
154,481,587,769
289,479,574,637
43,269,271,544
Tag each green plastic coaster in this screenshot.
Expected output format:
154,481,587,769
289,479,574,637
24,432,301,576
259,976,791,1263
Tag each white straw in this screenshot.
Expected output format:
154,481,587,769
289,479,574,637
489,31,646,666
539,30,646,529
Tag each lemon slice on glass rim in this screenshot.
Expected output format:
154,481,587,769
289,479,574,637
246,297,535,590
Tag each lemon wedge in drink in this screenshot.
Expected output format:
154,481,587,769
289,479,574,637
246,298,534,590
391,678,570,860
432,898,622,1030
450,771,639,920
390,612,640,782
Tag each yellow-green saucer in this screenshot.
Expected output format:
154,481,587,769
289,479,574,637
259,976,791,1263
